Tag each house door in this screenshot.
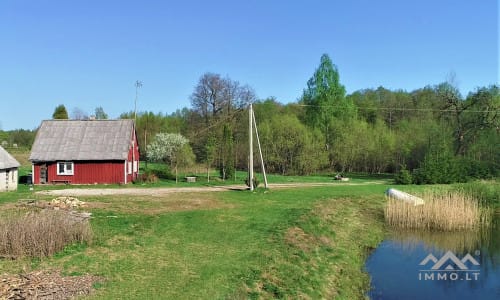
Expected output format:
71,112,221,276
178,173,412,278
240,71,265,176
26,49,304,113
40,164,48,184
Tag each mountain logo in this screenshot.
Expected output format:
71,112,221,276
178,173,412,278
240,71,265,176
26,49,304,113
419,251,480,270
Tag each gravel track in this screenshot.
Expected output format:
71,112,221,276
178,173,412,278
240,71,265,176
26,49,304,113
36,182,384,197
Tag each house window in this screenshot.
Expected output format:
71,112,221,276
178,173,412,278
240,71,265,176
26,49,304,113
57,162,74,175
128,162,132,175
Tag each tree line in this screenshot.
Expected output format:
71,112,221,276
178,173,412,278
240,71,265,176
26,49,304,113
1,54,498,184
122,54,498,184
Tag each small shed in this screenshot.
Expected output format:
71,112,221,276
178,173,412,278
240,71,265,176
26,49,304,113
0,146,21,191
29,119,139,185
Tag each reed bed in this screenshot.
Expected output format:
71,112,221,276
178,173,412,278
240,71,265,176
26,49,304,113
384,191,491,231
0,210,92,259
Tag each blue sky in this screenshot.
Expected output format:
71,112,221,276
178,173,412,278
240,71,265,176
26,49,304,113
1,0,498,130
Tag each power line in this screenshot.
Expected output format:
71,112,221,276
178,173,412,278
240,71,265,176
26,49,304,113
186,108,245,138
295,104,499,113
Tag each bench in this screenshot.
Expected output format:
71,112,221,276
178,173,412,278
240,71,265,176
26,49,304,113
185,176,196,183
51,180,71,185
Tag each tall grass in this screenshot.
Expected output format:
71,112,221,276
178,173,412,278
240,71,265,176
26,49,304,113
0,210,92,258
453,180,500,208
385,191,491,231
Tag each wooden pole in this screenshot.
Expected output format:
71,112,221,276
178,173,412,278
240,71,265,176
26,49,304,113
132,123,136,181
252,108,268,189
249,103,254,191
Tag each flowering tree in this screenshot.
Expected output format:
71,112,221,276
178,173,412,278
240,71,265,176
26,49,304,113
146,133,194,183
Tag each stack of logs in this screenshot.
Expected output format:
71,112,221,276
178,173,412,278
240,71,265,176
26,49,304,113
0,270,103,300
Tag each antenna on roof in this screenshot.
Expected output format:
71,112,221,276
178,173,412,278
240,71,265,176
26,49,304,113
134,80,143,123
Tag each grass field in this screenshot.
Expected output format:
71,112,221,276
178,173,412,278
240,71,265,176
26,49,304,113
2,154,497,299
0,182,392,299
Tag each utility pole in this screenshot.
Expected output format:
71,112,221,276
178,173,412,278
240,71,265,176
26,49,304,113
134,80,143,123
145,113,148,169
133,80,142,181
248,103,254,191
252,108,268,188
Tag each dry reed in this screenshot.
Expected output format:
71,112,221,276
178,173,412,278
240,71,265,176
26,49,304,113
384,191,491,231
0,210,92,259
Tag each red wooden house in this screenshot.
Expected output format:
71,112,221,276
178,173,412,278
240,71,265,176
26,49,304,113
29,119,139,184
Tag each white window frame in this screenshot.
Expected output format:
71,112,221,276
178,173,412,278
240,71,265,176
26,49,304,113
57,162,74,176
128,161,132,175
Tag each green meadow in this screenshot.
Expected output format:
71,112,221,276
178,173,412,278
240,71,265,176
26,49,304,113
2,165,497,299
1,180,393,299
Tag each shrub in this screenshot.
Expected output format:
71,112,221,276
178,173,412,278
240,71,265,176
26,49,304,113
0,210,92,258
458,158,497,180
245,177,260,189
134,172,159,184
394,166,412,185
412,152,460,184
219,163,235,180
143,165,175,180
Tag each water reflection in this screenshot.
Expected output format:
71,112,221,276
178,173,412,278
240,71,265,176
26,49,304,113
388,228,489,254
366,213,500,300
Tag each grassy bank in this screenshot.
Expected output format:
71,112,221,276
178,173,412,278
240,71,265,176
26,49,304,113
0,185,387,299
453,180,500,208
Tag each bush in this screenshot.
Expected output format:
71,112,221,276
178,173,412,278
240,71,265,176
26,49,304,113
245,177,260,189
219,163,235,180
458,158,497,180
0,210,92,258
144,164,175,180
394,166,413,185
134,172,159,184
412,150,460,184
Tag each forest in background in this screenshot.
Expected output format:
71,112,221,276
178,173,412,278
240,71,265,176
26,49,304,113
1,54,498,184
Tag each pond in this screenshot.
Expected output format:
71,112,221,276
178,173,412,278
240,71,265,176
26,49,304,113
366,212,500,300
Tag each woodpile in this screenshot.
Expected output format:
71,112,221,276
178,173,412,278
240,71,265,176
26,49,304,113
16,197,92,224
17,197,87,210
49,197,87,209
0,270,103,300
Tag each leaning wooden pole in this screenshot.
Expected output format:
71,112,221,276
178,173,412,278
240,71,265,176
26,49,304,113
252,108,268,189
248,103,254,191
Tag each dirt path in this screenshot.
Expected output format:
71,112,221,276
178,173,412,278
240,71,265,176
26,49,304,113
36,181,385,197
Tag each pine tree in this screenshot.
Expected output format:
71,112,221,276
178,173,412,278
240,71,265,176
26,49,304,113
52,105,69,119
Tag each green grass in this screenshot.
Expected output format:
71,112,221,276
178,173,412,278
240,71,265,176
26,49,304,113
24,167,391,193
0,184,392,299
452,179,500,208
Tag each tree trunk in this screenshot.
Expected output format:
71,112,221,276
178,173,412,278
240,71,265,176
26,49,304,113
175,164,178,184
207,165,210,183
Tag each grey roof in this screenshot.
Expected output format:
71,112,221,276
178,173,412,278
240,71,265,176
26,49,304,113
0,146,20,169
30,120,135,162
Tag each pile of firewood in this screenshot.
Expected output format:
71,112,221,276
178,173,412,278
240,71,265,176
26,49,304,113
17,197,87,210
49,197,87,209
0,270,102,300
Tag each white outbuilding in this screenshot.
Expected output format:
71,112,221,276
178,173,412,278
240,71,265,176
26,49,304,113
0,145,20,191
